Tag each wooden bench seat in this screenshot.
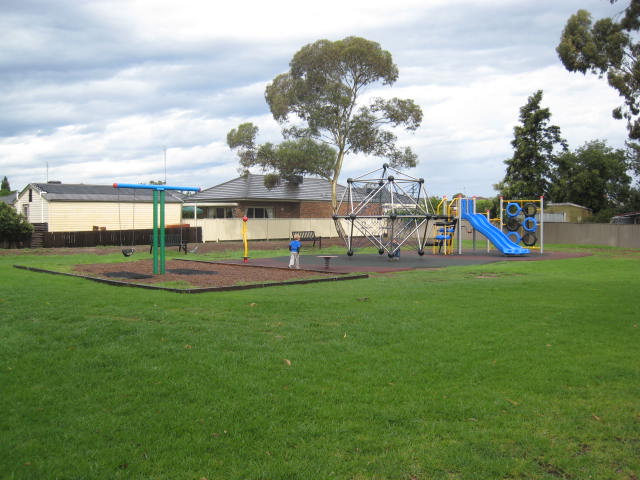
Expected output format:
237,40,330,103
149,234,188,254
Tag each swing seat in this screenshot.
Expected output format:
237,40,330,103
122,247,136,257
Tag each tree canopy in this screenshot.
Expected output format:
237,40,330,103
0,176,10,196
228,36,423,210
227,123,335,188
557,1,640,142
0,203,32,247
495,90,567,199
550,140,632,216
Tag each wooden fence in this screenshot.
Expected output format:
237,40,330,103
42,226,202,248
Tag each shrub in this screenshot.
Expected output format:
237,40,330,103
0,203,33,247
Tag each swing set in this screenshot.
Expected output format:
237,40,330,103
113,183,201,274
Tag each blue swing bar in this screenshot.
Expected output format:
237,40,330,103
113,183,201,274
112,183,201,192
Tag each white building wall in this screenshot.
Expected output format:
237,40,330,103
186,218,340,242
46,202,182,232
14,188,48,223
46,202,183,232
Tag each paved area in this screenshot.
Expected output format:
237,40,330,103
229,249,587,274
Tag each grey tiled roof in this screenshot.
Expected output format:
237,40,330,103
188,174,344,202
0,192,17,204
28,183,184,203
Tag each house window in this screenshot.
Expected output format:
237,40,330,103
182,207,234,219
29,189,33,202
245,207,274,219
202,207,233,219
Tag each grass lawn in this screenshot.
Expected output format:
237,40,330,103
1,245,639,479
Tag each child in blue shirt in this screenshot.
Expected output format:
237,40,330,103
289,234,301,269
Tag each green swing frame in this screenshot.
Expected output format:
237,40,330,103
113,183,201,274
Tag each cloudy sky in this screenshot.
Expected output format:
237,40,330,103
0,0,629,197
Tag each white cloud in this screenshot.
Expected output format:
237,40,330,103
0,0,631,198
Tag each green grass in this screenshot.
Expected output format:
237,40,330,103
1,246,639,479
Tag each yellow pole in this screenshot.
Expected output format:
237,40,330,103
242,216,249,262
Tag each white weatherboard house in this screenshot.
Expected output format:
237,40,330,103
15,182,184,232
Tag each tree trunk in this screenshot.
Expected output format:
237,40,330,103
331,150,346,214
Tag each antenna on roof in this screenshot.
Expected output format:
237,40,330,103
163,146,167,185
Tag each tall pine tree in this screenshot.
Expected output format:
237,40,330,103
496,90,567,199
0,176,10,195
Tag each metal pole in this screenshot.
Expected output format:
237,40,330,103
153,189,159,274
348,218,355,253
472,196,477,250
457,196,462,255
486,210,491,253
540,195,544,254
160,189,166,274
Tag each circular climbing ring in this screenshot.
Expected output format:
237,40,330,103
506,217,520,232
522,216,538,232
522,232,537,246
506,202,522,217
523,202,537,217
506,231,521,244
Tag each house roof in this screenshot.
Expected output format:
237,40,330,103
0,192,17,205
187,174,343,203
613,211,640,218
546,202,592,211
22,183,184,203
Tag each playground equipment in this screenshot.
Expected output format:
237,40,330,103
458,197,529,255
499,197,544,253
116,187,137,257
331,164,539,258
332,164,449,257
429,196,459,255
113,183,201,274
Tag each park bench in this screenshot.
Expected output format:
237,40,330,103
149,234,188,254
291,231,322,248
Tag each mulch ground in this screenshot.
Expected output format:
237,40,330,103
71,258,341,289
8,239,597,292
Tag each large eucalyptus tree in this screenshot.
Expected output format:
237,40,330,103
228,36,423,211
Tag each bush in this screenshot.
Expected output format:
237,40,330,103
0,203,33,247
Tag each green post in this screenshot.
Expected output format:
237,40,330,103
160,189,166,274
152,189,159,274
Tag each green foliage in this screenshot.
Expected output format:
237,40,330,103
557,2,640,140
0,176,10,195
263,36,423,208
496,90,567,199
475,196,501,218
0,203,32,246
227,123,336,187
550,140,632,214
226,122,259,171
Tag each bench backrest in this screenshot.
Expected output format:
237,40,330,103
149,233,184,244
292,231,316,240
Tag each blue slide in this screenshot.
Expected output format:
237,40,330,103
459,199,529,255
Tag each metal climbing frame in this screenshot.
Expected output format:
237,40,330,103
333,164,450,257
